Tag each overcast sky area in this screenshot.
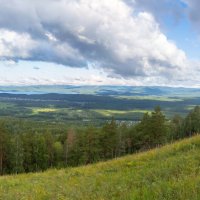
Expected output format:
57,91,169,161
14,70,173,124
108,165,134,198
1,0,200,87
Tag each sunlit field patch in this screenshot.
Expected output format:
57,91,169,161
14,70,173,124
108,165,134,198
31,108,58,114
93,109,150,117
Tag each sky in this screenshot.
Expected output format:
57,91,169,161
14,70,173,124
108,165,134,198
0,0,200,87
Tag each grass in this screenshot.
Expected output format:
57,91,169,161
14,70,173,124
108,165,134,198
30,107,149,121
31,108,58,114
1,135,200,199
93,109,150,117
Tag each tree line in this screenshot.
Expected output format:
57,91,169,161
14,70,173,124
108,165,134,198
0,106,200,175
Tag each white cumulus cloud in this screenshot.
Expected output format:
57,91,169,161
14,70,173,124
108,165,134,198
0,0,197,86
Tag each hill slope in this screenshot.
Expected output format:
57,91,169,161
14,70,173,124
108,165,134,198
1,136,200,200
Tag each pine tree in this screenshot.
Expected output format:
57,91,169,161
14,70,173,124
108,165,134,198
0,122,8,175
8,135,24,174
64,128,76,166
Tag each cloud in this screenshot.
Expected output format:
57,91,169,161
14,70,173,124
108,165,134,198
33,66,40,70
132,0,200,35
0,0,191,82
0,29,37,59
182,0,200,32
130,0,185,23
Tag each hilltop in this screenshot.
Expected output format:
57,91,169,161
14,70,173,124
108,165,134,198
1,135,200,200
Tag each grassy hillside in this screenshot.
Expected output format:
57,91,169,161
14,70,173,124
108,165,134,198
1,136,200,200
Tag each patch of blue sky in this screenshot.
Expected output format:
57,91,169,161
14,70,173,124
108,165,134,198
163,11,200,59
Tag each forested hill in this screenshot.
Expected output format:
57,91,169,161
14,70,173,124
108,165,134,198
0,92,200,123
0,106,200,176
1,135,200,199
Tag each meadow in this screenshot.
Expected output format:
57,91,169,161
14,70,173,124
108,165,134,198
1,135,200,199
0,91,199,125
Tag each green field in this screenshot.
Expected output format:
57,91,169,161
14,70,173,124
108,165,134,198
1,135,200,200
0,92,199,125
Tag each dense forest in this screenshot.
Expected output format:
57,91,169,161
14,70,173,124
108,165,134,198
0,106,200,175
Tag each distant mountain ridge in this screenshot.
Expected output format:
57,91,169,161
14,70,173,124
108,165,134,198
0,85,200,97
